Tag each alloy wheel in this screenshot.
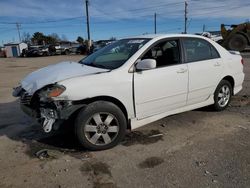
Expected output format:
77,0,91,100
84,113,119,146
217,85,231,108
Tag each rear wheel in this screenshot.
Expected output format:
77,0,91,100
228,34,247,51
213,80,232,111
75,101,127,150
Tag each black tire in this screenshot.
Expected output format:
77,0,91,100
213,80,232,111
228,34,247,51
43,52,48,56
64,49,70,55
75,101,127,150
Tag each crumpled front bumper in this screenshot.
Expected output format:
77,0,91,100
20,101,84,133
14,86,85,133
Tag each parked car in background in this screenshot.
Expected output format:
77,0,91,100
24,45,54,57
25,46,44,57
76,44,87,55
54,45,71,55
13,34,244,150
0,47,6,57
201,32,223,43
93,40,115,52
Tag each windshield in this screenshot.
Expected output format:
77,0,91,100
79,38,150,70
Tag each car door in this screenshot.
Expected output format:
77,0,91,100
182,38,223,105
134,39,188,119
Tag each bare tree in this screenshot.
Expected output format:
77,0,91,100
22,32,31,43
61,34,68,41
49,33,61,42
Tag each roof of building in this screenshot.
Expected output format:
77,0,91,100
4,42,27,46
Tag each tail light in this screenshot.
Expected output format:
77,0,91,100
241,58,244,65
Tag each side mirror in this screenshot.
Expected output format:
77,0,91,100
136,59,156,71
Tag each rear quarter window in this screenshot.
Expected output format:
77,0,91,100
183,38,220,63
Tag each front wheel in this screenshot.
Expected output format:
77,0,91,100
213,80,232,111
75,101,127,150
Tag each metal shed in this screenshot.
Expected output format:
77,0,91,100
4,42,28,57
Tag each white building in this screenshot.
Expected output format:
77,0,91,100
4,42,28,57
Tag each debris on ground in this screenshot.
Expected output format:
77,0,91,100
80,162,116,187
237,125,248,130
122,130,164,146
195,161,207,167
161,123,167,127
212,179,218,183
230,95,250,107
138,156,164,169
204,170,211,175
148,133,164,138
35,149,63,160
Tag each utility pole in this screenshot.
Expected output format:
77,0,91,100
154,13,157,34
184,1,188,34
16,23,21,42
203,24,206,32
85,0,91,51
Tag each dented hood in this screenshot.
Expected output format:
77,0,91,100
21,61,107,94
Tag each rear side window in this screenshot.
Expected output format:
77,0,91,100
183,38,220,62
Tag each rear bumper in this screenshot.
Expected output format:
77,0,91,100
233,72,245,95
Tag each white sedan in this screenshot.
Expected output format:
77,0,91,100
13,34,245,150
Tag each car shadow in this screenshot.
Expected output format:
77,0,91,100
0,100,88,159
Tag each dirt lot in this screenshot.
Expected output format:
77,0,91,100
0,54,250,188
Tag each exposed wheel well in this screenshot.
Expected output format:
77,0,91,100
72,96,130,128
222,76,235,94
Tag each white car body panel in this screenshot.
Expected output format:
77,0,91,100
58,69,135,118
187,58,224,105
134,63,188,119
18,34,245,131
21,61,107,94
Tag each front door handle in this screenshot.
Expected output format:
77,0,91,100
177,68,188,73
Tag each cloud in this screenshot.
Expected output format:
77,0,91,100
0,0,249,22
0,0,83,20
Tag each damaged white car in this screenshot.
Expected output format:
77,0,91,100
13,34,244,150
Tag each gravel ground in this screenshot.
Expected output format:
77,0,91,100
0,54,249,188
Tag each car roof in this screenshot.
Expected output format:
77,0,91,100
123,33,208,40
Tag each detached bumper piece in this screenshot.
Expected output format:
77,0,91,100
40,108,57,133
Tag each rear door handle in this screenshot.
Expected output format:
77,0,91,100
214,62,221,67
177,68,188,73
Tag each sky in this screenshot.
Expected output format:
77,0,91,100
0,0,249,44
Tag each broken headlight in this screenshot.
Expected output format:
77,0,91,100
39,84,66,101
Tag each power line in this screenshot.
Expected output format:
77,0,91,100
91,1,183,15
0,2,184,25
0,2,249,26
190,3,250,16
0,17,84,25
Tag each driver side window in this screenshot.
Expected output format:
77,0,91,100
142,40,181,67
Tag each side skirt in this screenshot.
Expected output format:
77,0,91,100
130,95,214,130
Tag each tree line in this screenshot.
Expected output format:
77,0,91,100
22,32,87,45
